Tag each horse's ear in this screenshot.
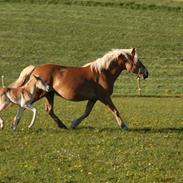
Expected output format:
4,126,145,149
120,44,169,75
131,48,136,57
131,48,138,62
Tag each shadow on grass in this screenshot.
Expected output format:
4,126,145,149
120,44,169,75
26,126,183,134
75,126,183,133
128,127,183,133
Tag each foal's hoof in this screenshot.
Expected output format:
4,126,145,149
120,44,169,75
0,121,3,129
11,124,17,131
120,123,128,130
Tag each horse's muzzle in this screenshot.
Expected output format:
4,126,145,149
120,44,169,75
138,68,148,79
143,70,148,79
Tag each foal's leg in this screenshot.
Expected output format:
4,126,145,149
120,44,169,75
100,96,128,130
45,92,67,129
0,101,11,129
0,117,4,129
12,107,24,130
24,104,37,129
71,100,96,128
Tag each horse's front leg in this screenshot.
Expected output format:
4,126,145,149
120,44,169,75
45,92,67,129
71,100,96,128
100,96,128,130
12,107,24,130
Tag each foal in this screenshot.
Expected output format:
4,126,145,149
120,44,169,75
0,75,50,129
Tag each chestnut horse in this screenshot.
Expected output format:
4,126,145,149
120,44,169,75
10,48,148,130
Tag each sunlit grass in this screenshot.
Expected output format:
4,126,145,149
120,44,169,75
0,1,182,96
0,1,183,182
0,97,183,182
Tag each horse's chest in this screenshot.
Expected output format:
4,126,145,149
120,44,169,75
98,78,113,94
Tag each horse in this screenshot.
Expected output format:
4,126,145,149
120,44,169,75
10,48,148,130
0,75,50,129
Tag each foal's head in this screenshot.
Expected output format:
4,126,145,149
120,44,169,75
33,75,50,92
119,48,148,79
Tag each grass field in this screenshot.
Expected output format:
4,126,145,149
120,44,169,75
0,97,183,182
0,0,183,96
0,0,183,182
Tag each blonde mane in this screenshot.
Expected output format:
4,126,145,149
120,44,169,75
83,48,138,72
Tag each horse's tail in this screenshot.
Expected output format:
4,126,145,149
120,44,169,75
9,65,36,88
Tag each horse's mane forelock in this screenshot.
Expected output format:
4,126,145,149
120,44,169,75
83,49,137,72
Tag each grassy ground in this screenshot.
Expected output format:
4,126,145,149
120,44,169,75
0,97,183,183
0,1,182,96
0,1,183,183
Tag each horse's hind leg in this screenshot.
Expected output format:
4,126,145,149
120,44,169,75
12,107,24,130
45,92,67,129
71,100,96,128
99,96,128,130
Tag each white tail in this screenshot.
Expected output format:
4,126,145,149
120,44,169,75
8,65,35,88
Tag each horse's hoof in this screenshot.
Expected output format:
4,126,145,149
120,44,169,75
70,120,78,129
58,124,67,129
70,124,76,129
71,126,77,129
11,124,17,131
120,123,128,130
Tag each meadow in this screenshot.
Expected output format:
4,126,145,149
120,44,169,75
0,0,183,182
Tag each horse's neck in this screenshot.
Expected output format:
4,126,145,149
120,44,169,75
103,64,123,85
97,64,123,94
23,79,37,95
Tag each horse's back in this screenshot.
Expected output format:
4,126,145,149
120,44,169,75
32,64,64,78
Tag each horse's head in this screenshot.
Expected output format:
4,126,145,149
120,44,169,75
120,48,148,79
134,58,149,79
33,75,50,92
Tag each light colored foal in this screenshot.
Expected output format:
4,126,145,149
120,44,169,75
0,75,50,130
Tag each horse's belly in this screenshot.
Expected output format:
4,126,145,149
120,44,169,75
53,69,97,101
54,84,96,101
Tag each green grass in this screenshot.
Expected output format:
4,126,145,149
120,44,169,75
0,1,182,96
0,97,183,183
0,1,183,183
